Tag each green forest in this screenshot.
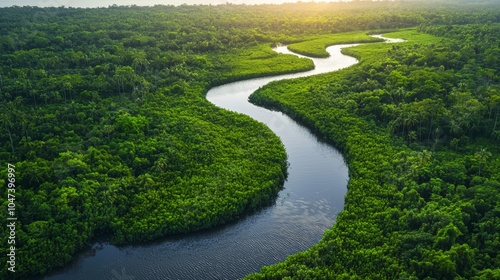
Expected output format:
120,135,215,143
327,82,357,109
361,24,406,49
0,1,499,279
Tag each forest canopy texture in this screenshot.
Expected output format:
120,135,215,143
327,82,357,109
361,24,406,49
0,1,499,279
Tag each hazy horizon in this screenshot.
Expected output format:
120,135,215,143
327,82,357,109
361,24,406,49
0,0,340,8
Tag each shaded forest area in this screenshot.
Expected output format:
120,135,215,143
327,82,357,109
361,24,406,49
0,1,499,279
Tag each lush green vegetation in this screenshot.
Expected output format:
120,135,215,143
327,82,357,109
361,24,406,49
247,24,500,280
217,44,314,82
287,32,383,58
0,1,499,279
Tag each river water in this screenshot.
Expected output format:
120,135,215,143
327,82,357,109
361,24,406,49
42,36,402,280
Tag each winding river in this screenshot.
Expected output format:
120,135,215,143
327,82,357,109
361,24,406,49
43,35,402,280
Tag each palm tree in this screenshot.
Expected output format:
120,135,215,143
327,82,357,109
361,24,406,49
408,130,417,144
448,119,463,136
103,124,114,143
137,174,155,191
404,112,419,137
457,110,470,130
417,149,432,169
114,66,136,95
132,54,150,73
100,185,117,204
475,148,492,176
410,149,432,178
153,157,169,173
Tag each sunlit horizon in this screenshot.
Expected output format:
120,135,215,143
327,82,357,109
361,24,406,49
0,0,344,8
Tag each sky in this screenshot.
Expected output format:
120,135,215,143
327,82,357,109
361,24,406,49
0,0,338,8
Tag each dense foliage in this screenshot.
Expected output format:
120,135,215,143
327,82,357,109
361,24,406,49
0,1,499,279
247,25,500,279
287,32,383,58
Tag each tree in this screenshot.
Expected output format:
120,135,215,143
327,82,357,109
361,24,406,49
0,99,22,155
114,66,137,94
474,148,492,176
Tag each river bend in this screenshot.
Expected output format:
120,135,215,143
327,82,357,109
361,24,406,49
44,35,402,280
